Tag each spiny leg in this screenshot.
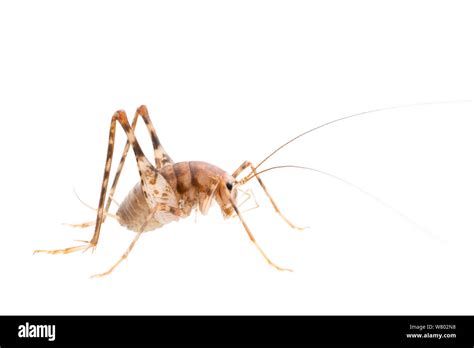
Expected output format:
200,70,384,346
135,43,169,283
229,196,292,272
66,105,174,231
233,161,306,230
103,105,174,223
91,204,183,278
135,105,174,168
35,109,157,255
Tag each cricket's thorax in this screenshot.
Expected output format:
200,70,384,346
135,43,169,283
116,161,234,232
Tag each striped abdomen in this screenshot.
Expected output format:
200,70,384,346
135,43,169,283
116,182,164,232
116,161,234,232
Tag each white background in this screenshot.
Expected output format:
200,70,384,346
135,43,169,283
0,0,472,315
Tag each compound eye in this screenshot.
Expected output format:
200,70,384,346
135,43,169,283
226,182,233,191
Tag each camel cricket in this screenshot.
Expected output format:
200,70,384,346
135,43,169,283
34,105,302,277
34,101,466,277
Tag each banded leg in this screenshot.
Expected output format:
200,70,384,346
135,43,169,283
101,105,174,225
228,195,292,272
65,105,174,230
34,109,159,255
91,203,183,278
233,161,305,230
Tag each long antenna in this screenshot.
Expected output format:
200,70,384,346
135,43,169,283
255,100,471,170
245,164,444,241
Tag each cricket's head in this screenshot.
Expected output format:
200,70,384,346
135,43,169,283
215,172,239,219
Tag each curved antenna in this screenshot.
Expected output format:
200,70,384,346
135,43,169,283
243,165,445,242
255,100,471,170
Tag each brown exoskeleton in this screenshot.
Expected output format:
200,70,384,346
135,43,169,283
35,105,302,277
35,101,468,277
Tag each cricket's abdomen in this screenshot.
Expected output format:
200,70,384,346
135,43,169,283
116,161,228,232
116,183,164,232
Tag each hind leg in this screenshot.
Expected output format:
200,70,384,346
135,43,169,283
102,105,174,222
64,106,174,232
34,109,158,255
